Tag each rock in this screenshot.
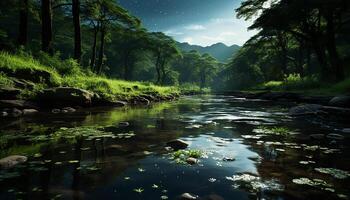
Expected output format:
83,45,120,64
131,96,150,105
23,109,39,115
38,87,94,107
310,134,325,140
179,193,198,200
1,67,54,86
289,104,323,116
342,128,350,133
119,122,130,127
223,156,236,162
0,155,27,169
329,96,350,108
326,133,345,140
0,87,21,100
186,157,198,165
92,94,127,107
52,109,61,114
61,107,76,113
1,111,8,117
8,108,23,117
0,100,39,109
166,139,189,150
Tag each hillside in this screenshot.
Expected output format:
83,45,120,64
176,42,240,63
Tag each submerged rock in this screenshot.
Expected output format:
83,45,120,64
289,104,323,116
23,109,39,115
179,193,198,200
186,157,198,165
329,96,350,108
0,155,27,169
166,139,189,150
326,133,345,140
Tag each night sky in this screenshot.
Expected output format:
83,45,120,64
117,0,256,46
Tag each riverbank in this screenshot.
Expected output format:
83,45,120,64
0,52,179,117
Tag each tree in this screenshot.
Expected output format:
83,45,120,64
41,0,53,54
18,0,29,46
84,0,140,74
148,32,181,85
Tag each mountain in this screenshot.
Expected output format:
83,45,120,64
176,42,240,63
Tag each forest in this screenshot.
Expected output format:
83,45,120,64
0,0,349,95
1,1,350,200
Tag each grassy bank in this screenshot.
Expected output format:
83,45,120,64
251,74,350,95
0,52,179,101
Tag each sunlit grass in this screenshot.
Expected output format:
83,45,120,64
0,51,179,100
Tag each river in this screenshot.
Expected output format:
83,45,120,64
0,95,349,200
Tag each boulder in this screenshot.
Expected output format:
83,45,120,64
0,87,21,100
0,155,27,169
37,87,94,108
166,139,189,150
329,96,350,108
0,100,39,109
289,104,323,116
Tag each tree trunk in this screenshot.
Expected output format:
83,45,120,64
123,51,130,80
312,39,329,81
18,0,29,46
160,59,167,85
97,27,105,74
325,10,344,81
41,0,53,54
155,53,161,84
72,0,82,63
90,24,99,71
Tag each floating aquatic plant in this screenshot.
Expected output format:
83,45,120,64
254,126,291,136
171,149,204,164
314,168,350,179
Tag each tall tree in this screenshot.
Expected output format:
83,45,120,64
18,0,29,46
41,0,53,54
72,0,82,62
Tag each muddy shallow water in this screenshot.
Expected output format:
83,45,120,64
0,95,349,200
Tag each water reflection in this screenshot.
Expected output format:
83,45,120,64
0,95,349,200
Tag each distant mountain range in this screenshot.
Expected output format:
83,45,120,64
176,42,241,63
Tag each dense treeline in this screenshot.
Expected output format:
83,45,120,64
225,0,350,90
0,0,223,89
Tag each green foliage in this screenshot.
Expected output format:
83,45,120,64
0,72,13,87
36,52,82,76
171,149,203,164
0,52,179,100
258,126,291,136
179,83,211,94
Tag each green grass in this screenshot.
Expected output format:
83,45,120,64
179,83,211,94
0,51,179,100
252,74,350,95
258,126,291,136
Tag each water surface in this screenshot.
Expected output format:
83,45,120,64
0,95,349,200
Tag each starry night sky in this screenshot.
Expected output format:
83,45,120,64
117,0,256,46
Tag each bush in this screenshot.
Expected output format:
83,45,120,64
36,52,82,76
